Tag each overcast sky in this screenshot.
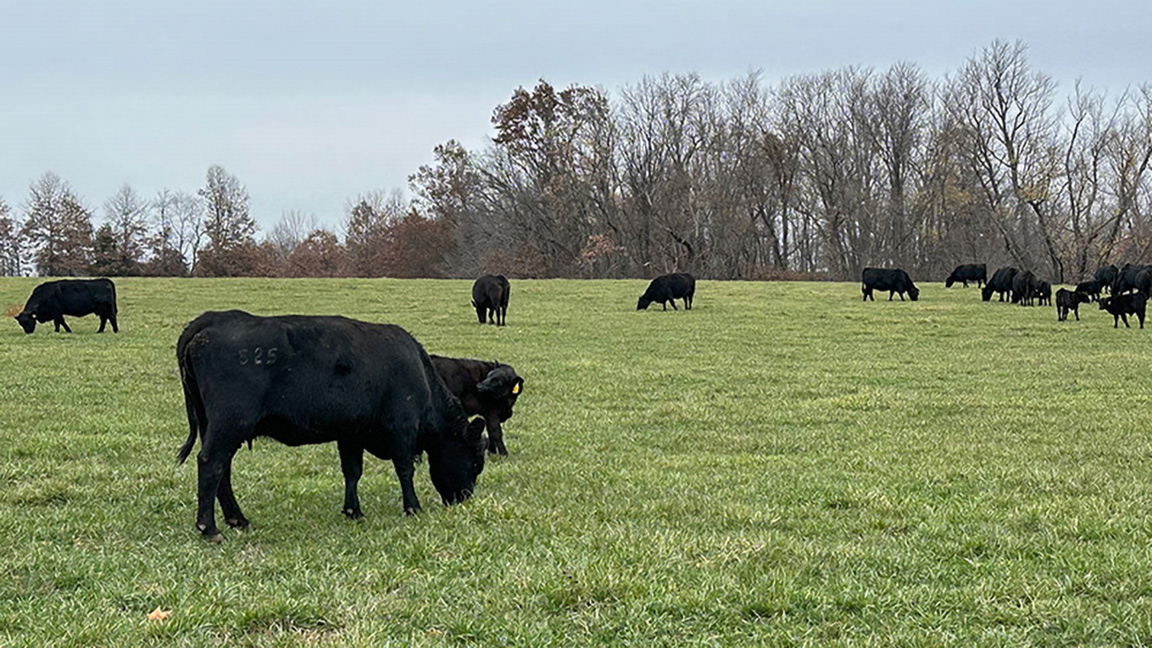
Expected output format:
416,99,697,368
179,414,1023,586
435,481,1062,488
1,1,1149,231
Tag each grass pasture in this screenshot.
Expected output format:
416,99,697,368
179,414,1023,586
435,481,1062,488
2,277,1152,646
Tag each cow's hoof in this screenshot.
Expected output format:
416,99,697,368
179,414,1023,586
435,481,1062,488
225,517,250,530
201,531,225,544
404,506,421,516
343,508,363,520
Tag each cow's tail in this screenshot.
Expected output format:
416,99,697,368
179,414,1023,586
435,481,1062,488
176,344,204,465
109,279,118,315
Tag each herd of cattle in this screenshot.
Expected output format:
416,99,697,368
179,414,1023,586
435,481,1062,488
6,263,1141,540
7,272,693,541
863,263,1149,328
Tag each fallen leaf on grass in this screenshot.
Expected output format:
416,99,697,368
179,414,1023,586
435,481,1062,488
146,607,171,622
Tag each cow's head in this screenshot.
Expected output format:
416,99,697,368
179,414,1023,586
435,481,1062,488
429,417,487,506
981,285,994,301
476,365,523,422
908,286,920,301
1099,297,1112,311
945,275,956,288
636,296,652,310
13,307,35,334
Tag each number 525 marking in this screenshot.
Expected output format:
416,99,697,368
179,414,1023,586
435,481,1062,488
239,347,278,365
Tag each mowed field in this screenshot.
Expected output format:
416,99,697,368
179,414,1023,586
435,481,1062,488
2,278,1152,647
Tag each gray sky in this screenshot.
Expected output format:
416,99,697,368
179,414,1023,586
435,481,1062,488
1,1,1149,231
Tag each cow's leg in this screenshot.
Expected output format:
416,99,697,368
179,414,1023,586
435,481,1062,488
338,441,365,519
1122,314,1130,328
195,432,235,542
110,313,118,333
217,461,249,530
1140,311,1146,329
1074,308,1080,321
98,315,107,333
486,419,507,456
392,454,421,515
669,299,678,310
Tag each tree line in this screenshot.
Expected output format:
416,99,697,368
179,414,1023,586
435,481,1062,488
2,40,1150,282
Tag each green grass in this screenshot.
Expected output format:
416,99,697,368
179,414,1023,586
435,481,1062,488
1,277,1152,646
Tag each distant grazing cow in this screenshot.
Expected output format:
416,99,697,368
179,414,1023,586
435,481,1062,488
1056,289,1090,321
637,273,696,311
1035,280,1052,306
13,278,118,334
861,268,919,302
1099,293,1147,329
431,355,524,456
176,310,488,542
1095,264,1118,294
982,267,1019,302
472,275,510,326
1075,281,1102,302
1011,270,1038,306
1112,263,1149,295
945,263,987,288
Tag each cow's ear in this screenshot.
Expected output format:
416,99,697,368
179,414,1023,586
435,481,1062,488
477,370,501,394
466,417,486,442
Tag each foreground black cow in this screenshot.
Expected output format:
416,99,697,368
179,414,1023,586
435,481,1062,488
945,263,986,288
1035,280,1052,306
1056,289,1090,321
861,268,919,302
13,278,118,334
176,310,487,542
1011,271,1039,306
1099,294,1147,328
637,273,696,310
982,266,1018,302
472,275,510,326
1095,265,1118,294
1075,280,1102,302
431,355,524,456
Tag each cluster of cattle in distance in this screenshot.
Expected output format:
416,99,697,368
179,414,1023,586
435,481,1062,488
863,262,1150,328
8,271,694,542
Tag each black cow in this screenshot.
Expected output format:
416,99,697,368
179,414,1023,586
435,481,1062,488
1035,280,1052,306
472,275,510,326
1135,268,1152,297
13,278,118,334
176,310,487,542
982,266,1018,302
861,268,919,302
1113,263,1149,295
1056,288,1090,321
1011,270,1038,306
1099,294,1147,328
1075,280,1102,302
1095,264,1118,294
945,263,986,288
431,355,524,456
637,273,696,310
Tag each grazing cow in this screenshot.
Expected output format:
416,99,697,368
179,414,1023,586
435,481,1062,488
472,275,510,326
431,355,524,456
1075,280,1102,302
861,268,919,302
982,267,1019,302
176,310,487,542
1099,293,1147,329
13,278,118,334
637,273,696,310
945,263,987,288
1112,263,1150,295
1011,270,1038,306
1056,288,1090,321
1035,280,1052,306
1095,264,1119,294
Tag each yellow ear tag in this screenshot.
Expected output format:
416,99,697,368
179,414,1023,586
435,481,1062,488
512,383,521,395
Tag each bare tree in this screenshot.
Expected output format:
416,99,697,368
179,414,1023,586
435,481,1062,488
0,197,24,276
101,183,150,275
197,165,258,276
21,173,95,276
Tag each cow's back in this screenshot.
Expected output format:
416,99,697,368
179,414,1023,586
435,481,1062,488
182,311,445,434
